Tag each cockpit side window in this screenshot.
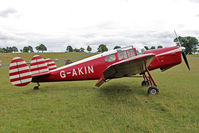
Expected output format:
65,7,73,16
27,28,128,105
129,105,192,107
105,54,116,62
127,50,135,57
118,51,128,60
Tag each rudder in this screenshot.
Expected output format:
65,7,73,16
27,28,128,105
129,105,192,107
30,55,49,75
9,57,32,86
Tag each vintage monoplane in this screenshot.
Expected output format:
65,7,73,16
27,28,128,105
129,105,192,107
9,43,190,95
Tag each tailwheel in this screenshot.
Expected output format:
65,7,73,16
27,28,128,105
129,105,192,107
141,80,149,87
148,86,159,95
33,82,40,90
33,86,39,90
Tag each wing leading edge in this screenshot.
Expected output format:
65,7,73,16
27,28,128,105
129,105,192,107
96,53,155,87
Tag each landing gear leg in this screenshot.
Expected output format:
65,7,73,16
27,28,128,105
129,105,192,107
141,74,150,87
33,82,40,90
145,68,159,95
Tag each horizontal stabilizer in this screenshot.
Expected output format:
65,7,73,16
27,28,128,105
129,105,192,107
45,58,57,70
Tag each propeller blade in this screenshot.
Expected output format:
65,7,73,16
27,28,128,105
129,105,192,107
182,52,190,70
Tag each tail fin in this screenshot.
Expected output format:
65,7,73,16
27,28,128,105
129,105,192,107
30,55,49,75
45,58,57,71
9,57,32,86
9,55,55,87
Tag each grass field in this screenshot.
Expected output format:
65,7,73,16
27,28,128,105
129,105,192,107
0,53,199,132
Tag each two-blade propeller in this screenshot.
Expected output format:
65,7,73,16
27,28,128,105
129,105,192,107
181,50,190,70
174,30,190,70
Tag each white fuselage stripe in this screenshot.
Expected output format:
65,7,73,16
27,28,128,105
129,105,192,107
156,47,182,56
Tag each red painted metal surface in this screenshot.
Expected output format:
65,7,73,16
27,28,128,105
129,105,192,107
144,46,182,71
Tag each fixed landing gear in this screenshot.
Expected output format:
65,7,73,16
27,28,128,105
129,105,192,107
142,68,159,95
148,86,159,95
141,80,149,87
33,82,40,90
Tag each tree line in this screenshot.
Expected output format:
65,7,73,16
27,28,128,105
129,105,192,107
0,36,198,54
66,45,121,53
0,44,47,53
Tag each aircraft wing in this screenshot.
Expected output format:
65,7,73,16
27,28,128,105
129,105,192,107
96,53,155,87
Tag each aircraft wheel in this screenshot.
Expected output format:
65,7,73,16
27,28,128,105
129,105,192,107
148,86,159,95
141,80,149,86
33,86,39,90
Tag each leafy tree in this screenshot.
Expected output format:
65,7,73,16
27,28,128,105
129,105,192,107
39,44,47,53
6,47,13,53
66,45,73,52
87,45,92,52
28,46,34,52
23,46,29,52
157,45,163,49
35,46,40,52
35,44,47,53
12,46,18,53
114,46,121,49
80,47,85,52
174,36,199,54
1,46,15,53
0,48,4,53
144,46,149,50
73,48,80,52
2,48,7,53
22,46,34,53
192,45,198,54
97,44,108,52
150,46,156,49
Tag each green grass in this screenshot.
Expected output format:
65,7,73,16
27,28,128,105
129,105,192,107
0,54,199,132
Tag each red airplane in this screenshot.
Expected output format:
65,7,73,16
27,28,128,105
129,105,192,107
9,45,190,95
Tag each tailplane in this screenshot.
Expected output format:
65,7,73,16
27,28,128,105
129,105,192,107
9,55,56,87
45,58,57,70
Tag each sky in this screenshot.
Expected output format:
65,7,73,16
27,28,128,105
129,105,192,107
0,0,199,52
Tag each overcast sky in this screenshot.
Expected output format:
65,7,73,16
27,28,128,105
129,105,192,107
0,0,199,52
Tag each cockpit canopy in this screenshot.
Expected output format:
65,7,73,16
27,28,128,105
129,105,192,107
104,46,137,62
